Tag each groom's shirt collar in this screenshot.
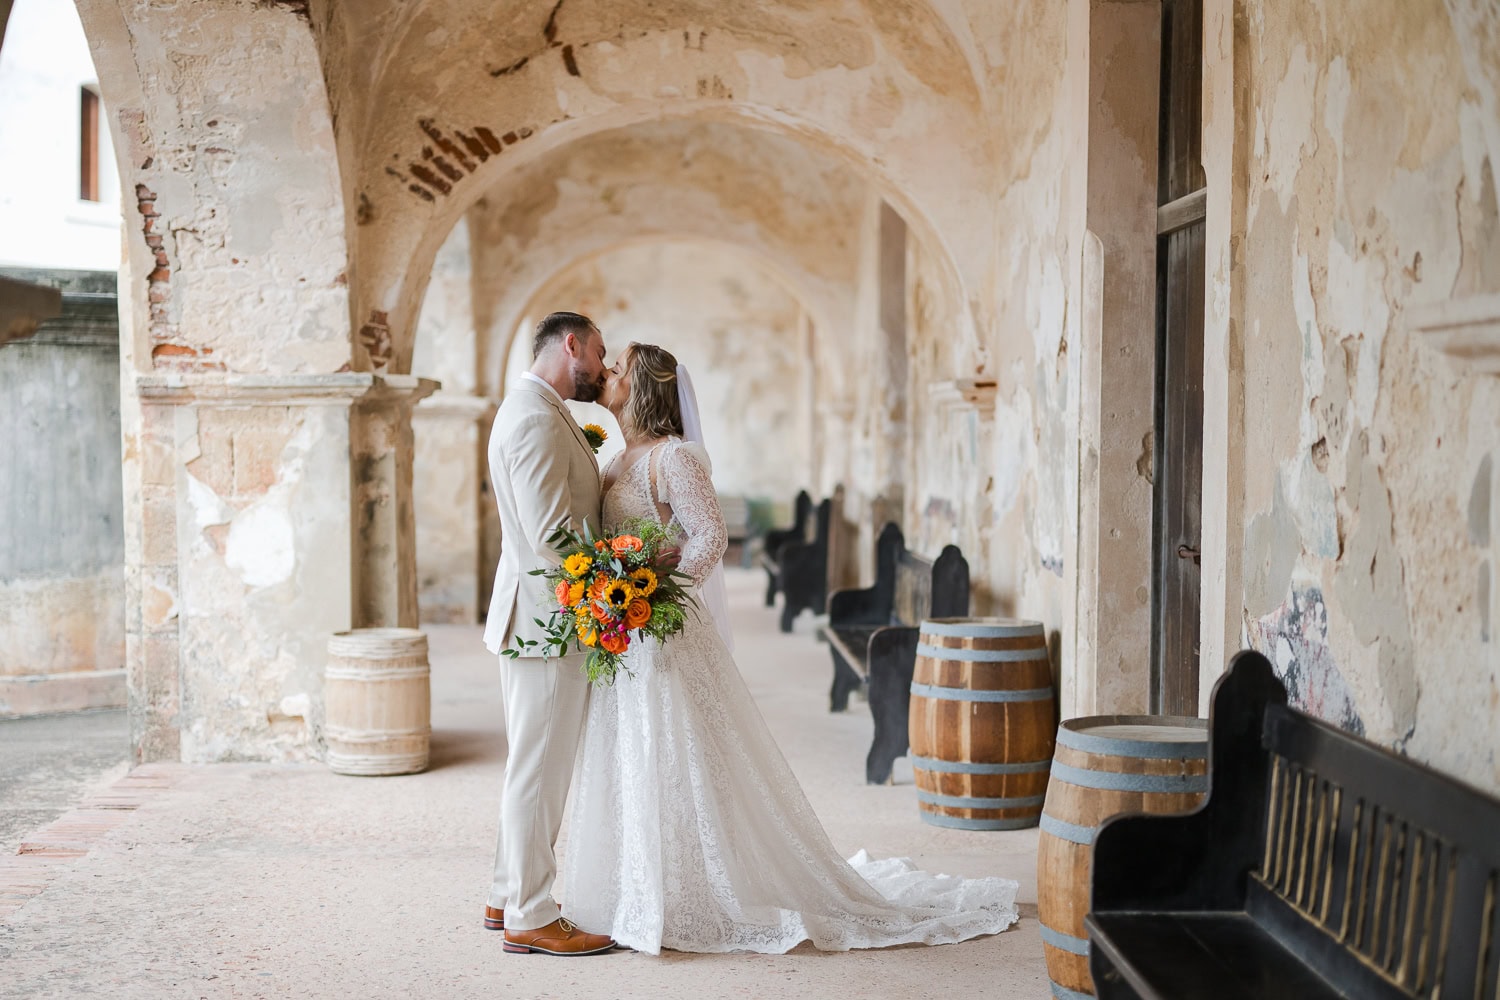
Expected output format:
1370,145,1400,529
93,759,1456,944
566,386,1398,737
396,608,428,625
519,371,565,407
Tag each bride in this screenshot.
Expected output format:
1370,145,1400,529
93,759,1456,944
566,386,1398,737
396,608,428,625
561,342,1020,955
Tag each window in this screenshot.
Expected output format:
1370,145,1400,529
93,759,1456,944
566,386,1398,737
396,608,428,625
80,86,100,202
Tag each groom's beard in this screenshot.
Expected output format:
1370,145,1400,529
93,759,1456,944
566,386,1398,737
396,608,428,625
572,371,606,403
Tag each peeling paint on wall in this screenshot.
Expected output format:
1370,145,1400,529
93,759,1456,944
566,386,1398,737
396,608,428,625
1248,585,1365,736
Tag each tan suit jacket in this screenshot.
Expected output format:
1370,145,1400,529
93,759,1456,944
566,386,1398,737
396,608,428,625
483,379,602,655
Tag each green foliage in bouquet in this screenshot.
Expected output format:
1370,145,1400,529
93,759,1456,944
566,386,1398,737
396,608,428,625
502,517,697,686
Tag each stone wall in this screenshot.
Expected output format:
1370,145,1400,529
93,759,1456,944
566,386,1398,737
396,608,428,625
411,218,489,624
76,0,425,762
1222,0,1500,792
0,268,125,716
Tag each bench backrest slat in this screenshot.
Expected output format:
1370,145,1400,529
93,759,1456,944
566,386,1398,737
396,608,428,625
892,543,969,626
1259,703,1500,998
893,551,932,626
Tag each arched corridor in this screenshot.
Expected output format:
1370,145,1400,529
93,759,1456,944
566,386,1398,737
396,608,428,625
2,0,1498,991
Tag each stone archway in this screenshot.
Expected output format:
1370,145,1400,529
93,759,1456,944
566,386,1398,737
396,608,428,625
407,225,830,626
397,106,980,626
315,0,993,379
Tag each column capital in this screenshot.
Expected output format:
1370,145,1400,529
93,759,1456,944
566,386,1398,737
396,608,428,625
135,373,441,408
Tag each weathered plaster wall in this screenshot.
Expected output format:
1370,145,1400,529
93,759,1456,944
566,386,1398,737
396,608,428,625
79,0,349,377
0,270,125,716
327,0,991,377
411,219,488,624
77,0,368,762
466,119,868,399
906,214,997,606
979,0,1088,711
523,240,812,502
1230,0,1500,792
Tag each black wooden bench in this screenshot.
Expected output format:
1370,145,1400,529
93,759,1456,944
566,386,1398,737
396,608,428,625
760,490,812,606
763,495,832,633
1087,650,1500,1000
822,522,969,784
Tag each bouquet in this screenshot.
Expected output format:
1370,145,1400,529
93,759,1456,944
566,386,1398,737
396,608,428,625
503,518,694,685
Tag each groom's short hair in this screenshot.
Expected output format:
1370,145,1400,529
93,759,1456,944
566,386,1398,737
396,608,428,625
532,311,597,360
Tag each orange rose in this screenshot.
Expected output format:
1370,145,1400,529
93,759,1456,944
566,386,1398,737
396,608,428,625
610,535,644,556
600,631,629,655
589,576,611,601
594,540,608,552
625,598,652,629
590,601,613,622
554,580,572,606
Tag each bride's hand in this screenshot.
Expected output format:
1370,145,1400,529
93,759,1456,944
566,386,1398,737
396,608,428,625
659,545,682,570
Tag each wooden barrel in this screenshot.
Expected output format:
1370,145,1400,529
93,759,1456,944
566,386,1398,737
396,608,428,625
324,628,431,776
908,618,1056,830
1037,716,1209,997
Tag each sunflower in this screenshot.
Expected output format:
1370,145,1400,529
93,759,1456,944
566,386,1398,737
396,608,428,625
601,577,636,610
628,566,658,597
563,553,593,579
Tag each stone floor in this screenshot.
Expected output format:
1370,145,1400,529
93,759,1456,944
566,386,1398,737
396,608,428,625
0,708,128,856
0,569,1049,999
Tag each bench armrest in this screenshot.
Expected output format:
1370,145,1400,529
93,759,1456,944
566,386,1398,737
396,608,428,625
1092,652,1284,916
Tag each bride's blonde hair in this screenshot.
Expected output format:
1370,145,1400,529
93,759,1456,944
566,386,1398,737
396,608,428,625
620,343,685,440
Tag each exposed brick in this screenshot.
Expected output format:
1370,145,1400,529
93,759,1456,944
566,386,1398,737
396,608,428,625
359,311,393,369
409,163,451,195
474,127,503,154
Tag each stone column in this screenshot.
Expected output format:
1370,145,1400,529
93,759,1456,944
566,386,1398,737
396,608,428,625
352,376,440,629
130,372,433,763
872,202,910,520
412,392,495,623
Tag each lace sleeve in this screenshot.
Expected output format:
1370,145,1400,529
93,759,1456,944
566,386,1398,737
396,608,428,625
658,442,727,586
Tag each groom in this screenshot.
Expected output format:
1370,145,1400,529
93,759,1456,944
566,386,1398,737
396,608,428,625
482,311,616,956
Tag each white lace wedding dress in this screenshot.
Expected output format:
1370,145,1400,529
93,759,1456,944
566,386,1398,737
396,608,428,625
561,438,1020,955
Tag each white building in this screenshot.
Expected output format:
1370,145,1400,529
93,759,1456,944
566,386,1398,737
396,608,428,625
0,0,121,270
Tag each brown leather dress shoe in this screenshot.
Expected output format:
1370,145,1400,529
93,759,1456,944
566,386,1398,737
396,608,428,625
483,906,504,931
502,918,616,956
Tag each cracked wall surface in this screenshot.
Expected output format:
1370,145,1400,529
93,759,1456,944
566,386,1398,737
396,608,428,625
1232,0,1500,791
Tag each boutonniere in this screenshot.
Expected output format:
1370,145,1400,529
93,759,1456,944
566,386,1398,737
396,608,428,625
581,423,607,455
